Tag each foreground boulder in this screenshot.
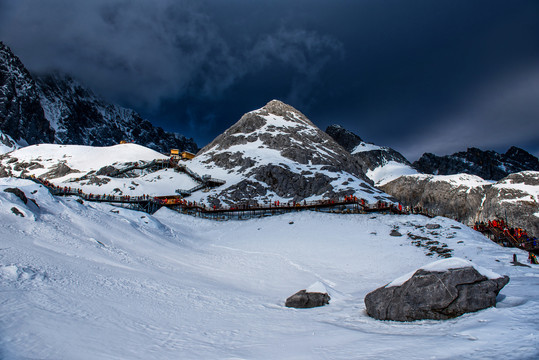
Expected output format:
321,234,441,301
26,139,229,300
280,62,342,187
286,282,330,308
365,258,509,321
286,290,330,308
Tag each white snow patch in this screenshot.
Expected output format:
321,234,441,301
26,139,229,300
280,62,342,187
367,161,419,186
351,142,383,154
386,257,503,288
306,281,328,294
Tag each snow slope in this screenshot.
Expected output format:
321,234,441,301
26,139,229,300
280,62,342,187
0,143,200,196
366,160,419,186
0,130,19,155
1,178,537,359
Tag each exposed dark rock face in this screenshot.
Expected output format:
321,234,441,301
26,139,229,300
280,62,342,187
325,124,363,153
413,147,539,181
11,206,24,217
365,267,509,321
325,124,411,173
36,74,198,154
285,290,330,308
380,171,539,238
4,187,28,204
0,42,55,145
0,42,197,154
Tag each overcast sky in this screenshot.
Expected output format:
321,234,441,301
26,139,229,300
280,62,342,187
1,0,538,159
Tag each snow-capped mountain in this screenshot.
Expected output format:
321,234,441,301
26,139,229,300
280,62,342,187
188,100,392,206
326,124,418,185
380,171,539,238
413,147,539,181
0,41,197,154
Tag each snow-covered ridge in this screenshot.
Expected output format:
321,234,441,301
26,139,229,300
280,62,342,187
0,143,200,197
366,161,419,186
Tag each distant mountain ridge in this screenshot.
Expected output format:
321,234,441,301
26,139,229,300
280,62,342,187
326,124,539,183
0,41,197,154
413,147,539,181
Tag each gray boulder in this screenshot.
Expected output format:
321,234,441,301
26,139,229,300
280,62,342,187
365,266,509,321
285,290,330,309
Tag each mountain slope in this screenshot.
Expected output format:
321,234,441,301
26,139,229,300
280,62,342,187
0,143,202,197
326,124,418,185
413,147,539,181
0,41,55,145
0,129,19,154
37,74,198,154
380,171,539,238
188,100,391,206
0,41,197,154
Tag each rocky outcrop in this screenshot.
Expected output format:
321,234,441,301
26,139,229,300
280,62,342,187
380,171,539,238
0,42,55,145
326,124,411,172
4,187,28,204
285,290,330,308
325,124,363,153
413,147,539,181
365,261,509,321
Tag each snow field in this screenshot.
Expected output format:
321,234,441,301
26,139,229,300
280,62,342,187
0,178,538,359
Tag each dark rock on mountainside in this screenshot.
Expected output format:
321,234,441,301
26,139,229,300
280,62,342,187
4,187,28,204
0,41,197,154
413,147,539,181
326,124,411,172
380,171,539,238
285,290,330,308
365,266,509,321
37,74,198,154
325,124,363,153
0,42,55,145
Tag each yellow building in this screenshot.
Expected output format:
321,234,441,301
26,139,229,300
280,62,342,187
181,151,195,160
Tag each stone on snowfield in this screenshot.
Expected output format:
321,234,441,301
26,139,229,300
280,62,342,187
364,258,509,321
286,283,330,309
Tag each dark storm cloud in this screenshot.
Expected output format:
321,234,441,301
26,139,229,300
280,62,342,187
1,0,538,159
0,0,343,109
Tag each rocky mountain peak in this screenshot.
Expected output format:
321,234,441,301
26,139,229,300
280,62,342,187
262,99,304,117
192,101,391,206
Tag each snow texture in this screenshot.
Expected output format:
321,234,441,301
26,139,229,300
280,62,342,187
0,177,537,359
386,258,502,288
